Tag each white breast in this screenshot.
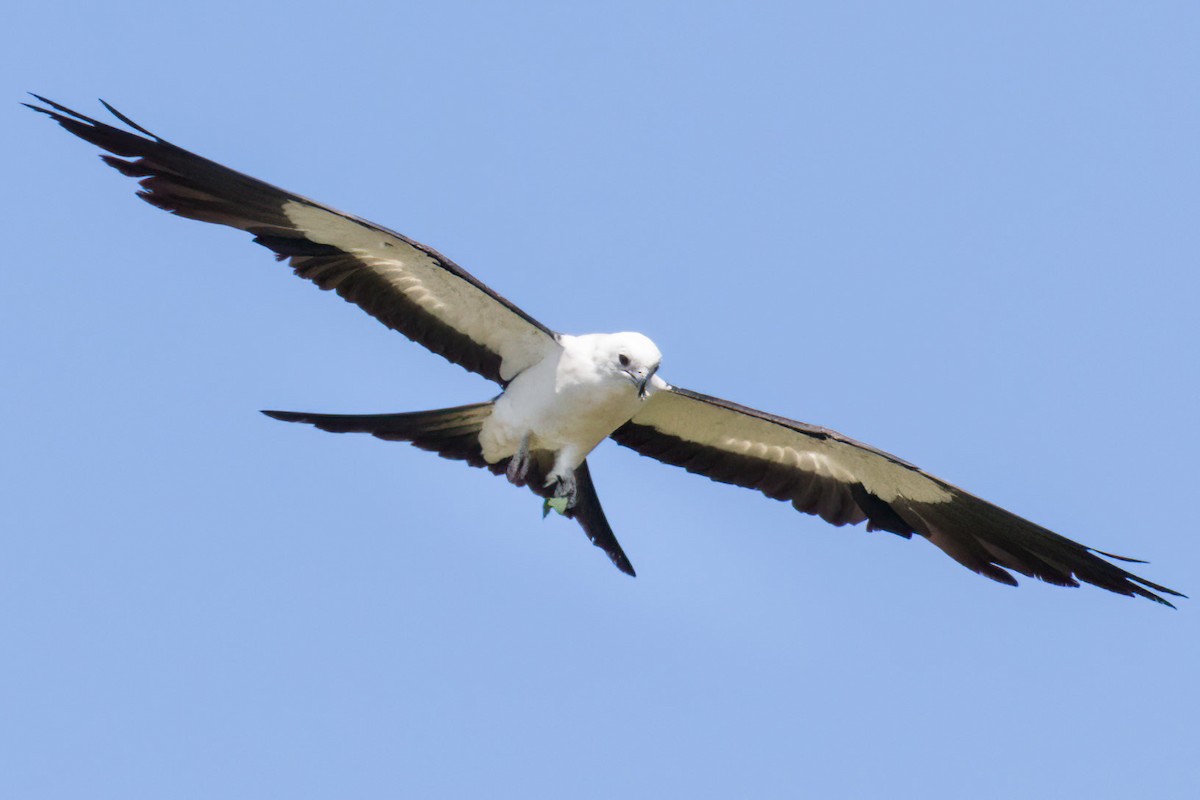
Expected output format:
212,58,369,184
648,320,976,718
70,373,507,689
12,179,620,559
479,334,647,466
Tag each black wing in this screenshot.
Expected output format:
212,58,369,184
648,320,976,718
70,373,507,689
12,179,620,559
612,386,1182,605
27,96,558,385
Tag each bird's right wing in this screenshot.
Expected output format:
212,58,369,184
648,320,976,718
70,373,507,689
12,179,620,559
611,385,1181,605
28,96,558,385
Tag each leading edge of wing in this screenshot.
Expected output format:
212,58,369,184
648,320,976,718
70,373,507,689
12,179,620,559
612,385,1183,606
26,94,559,385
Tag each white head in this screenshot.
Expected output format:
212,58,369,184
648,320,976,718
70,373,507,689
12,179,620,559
595,332,663,398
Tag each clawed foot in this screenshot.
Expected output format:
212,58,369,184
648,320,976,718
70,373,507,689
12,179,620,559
541,472,578,518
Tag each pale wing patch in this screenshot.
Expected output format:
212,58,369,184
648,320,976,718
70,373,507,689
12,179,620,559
716,439,860,486
632,390,952,504
283,201,554,381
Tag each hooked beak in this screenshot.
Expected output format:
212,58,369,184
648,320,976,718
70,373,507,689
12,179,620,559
637,363,660,399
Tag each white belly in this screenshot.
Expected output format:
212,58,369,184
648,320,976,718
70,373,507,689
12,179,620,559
478,336,646,473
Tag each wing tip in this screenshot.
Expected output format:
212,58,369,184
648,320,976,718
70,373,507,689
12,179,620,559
25,93,161,140
261,409,308,423
1129,579,1185,609
25,93,98,128
96,97,158,138
1085,548,1185,607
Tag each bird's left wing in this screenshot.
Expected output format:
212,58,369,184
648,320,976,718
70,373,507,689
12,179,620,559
27,96,557,385
611,385,1182,605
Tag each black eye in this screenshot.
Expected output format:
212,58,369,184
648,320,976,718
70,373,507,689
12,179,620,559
618,354,630,367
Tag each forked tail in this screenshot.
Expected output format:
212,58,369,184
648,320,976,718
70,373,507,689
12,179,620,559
263,402,496,466
262,404,635,575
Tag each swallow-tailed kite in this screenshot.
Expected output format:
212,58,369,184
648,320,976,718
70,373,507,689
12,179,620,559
27,95,1182,606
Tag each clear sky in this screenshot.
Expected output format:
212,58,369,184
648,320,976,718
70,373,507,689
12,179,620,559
4,2,1198,798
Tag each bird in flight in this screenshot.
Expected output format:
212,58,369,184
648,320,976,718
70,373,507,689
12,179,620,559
27,95,1182,606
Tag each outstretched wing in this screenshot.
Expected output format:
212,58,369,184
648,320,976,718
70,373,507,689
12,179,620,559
612,386,1182,606
27,96,557,385
262,405,636,576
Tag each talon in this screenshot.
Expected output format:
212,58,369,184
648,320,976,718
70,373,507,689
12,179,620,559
545,472,578,509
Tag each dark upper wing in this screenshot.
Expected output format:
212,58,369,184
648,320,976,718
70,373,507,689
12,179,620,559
27,96,558,385
261,405,635,576
612,385,1182,606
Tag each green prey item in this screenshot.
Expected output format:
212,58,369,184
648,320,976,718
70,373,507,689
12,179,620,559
542,496,570,518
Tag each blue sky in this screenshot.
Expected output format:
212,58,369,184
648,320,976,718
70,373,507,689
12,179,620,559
4,2,1198,798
